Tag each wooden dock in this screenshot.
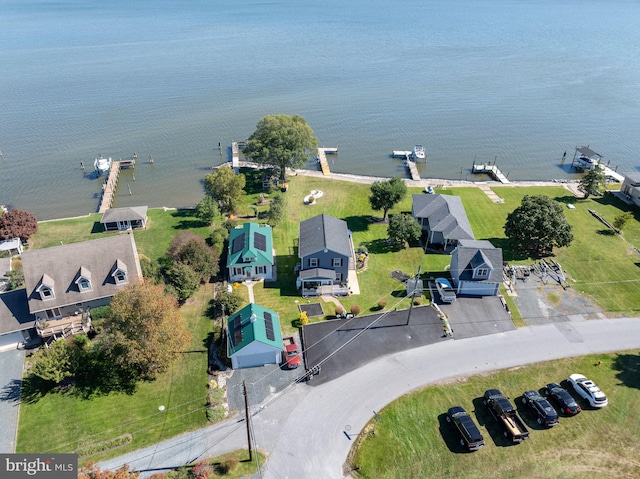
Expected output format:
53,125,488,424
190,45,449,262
317,147,337,176
405,159,421,181
231,141,240,173
97,160,136,213
472,163,510,184
392,150,412,159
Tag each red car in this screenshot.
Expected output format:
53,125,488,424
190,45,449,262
283,336,301,369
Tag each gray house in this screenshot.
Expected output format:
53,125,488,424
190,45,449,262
412,194,475,250
449,239,503,296
620,172,640,208
101,206,148,232
22,233,143,344
297,214,355,296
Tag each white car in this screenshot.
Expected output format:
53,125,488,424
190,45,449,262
568,374,608,408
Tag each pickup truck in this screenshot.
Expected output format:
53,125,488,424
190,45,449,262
483,389,530,443
435,278,456,302
282,336,302,369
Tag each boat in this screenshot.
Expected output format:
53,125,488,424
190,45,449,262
435,277,456,303
412,145,425,160
94,154,112,176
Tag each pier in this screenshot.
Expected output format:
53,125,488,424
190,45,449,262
392,150,412,159
404,159,421,181
97,159,136,213
231,141,241,173
571,146,624,183
472,162,510,184
317,147,337,176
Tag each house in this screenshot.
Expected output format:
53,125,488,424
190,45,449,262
0,237,23,256
449,239,503,296
620,172,640,208
227,223,274,282
412,194,475,251
100,206,148,231
297,214,355,296
226,303,284,369
0,289,36,351
21,233,143,343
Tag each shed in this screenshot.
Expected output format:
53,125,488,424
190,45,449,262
226,303,284,369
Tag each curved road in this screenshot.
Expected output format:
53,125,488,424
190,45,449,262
99,317,640,478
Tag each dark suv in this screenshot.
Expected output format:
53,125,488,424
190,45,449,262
522,390,559,427
446,406,485,451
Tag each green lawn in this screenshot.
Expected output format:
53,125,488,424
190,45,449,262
351,351,640,479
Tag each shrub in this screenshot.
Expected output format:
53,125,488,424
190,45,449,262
299,311,309,325
350,305,361,316
218,456,239,475
357,244,368,255
413,297,422,305
191,460,212,479
335,306,344,316
377,300,387,310
213,290,243,316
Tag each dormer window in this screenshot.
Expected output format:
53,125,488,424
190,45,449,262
36,274,55,301
475,268,490,278
77,277,92,291
39,285,54,300
114,270,127,284
75,267,92,292
111,259,129,284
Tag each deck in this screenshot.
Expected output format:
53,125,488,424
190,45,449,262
231,141,240,173
405,159,421,181
472,163,510,184
36,313,91,346
317,147,337,176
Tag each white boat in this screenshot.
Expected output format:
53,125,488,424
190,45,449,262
412,145,425,160
94,155,112,176
435,277,456,302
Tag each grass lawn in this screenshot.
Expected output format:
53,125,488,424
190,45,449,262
350,350,640,479
16,284,214,462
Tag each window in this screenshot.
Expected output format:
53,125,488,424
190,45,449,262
78,278,92,292
255,265,266,275
475,268,489,278
332,258,342,267
233,267,244,276
45,308,62,320
335,273,342,282
114,270,127,284
309,258,319,267
39,286,54,300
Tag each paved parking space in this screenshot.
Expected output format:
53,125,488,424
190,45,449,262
0,348,25,453
437,296,515,339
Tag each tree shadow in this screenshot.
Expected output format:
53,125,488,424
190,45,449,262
485,237,530,262
343,215,374,233
596,229,616,236
171,209,204,230
612,353,640,390
90,222,104,234
362,238,398,255
6,375,55,404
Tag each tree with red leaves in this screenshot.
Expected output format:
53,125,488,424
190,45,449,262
0,208,38,242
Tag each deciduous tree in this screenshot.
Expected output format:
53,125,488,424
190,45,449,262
578,168,606,198
102,283,191,381
369,177,407,221
194,194,220,225
165,262,201,301
387,213,421,248
30,340,74,384
204,167,246,214
243,114,318,181
504,195,573,256
613,211,634,232
168,234,219,282
266,194,286,227
0,208,38,242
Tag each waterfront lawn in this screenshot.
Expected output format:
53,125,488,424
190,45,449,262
17,284,214,462
351,351,640,479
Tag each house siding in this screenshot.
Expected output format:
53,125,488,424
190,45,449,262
621,176,640,208
303,250,348,283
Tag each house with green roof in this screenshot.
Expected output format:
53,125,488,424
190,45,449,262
226,303,284,369
227,223,274,282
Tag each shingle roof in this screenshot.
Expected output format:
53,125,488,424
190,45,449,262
0,289,35,335
226,223,274,268
100,206,148,224
622,171,640,185
22,233,143,314
412,194,475,241
298,214,352,258
226,303,283,356
299,268,336,280
452,239,503,283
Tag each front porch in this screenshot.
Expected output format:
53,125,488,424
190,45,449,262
302,283,351,297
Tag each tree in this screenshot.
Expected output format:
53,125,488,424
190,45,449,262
578,168,606,198
387,213,421,248
369,177,407,221
266,194,286,227
212,290,243,316
194,194,220,225
30,340,74,384
204,167,246,214
243,114,318,182
102,283,191,381
0,208,38,242
168,234,219,282
165,262,201,301
613,211,634,232
504,195,573,256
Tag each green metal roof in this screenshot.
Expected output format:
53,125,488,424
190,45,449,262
226,223,274,268
227,303,283,356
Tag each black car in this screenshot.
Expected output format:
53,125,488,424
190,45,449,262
522,390,559,427
545,383,581,416
446,406,485,451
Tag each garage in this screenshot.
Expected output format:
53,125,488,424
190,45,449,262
227,303,284,369
457,281,500,296
0,289,36,352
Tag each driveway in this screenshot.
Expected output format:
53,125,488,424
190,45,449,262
98,316,640,478
0,348,25,453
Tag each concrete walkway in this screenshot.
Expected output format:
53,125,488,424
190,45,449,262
0,348,25,453
99,316,640,478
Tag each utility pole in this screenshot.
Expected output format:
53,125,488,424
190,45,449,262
243,381,253,461
406,265,422,325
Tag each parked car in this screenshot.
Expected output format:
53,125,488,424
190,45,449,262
446,406,485,451
545,383,581,415
521,390,559,427
568,374,608,408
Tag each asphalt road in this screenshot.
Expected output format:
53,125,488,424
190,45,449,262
99,317,640,478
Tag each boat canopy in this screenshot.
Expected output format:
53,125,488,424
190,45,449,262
576,146,602,160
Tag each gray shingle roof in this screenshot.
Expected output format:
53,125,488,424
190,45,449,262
0,289,35,335
622,171,640,185
452,239,503,284
412,194,475,241
298,214,352,258
101,206,148,224
22,233,143,314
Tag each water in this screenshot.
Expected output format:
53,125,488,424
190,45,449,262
1,0,639,220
